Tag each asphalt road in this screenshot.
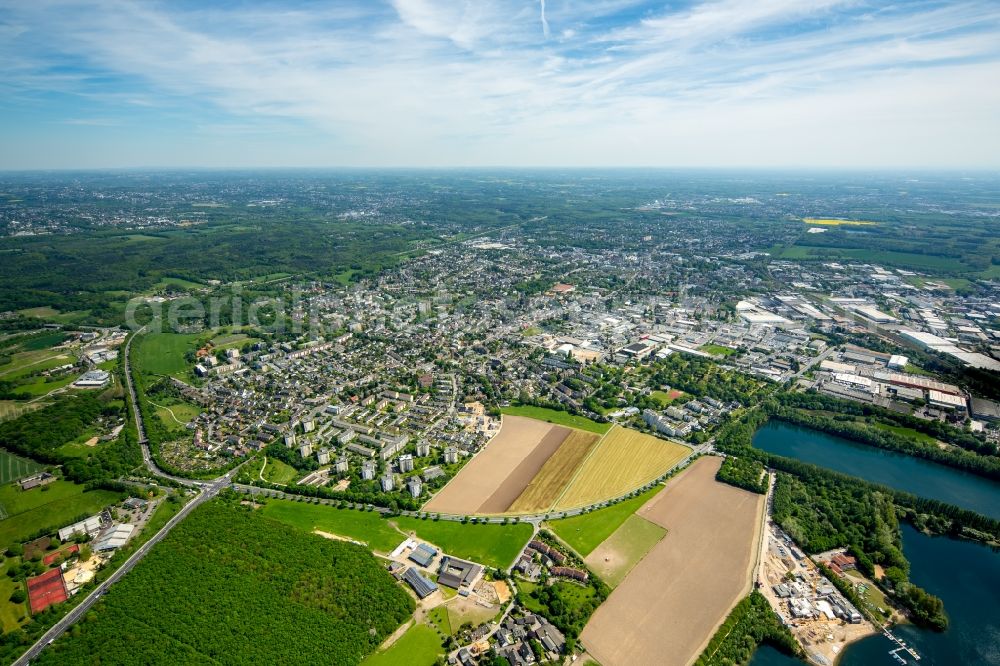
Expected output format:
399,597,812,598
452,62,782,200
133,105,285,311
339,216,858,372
13,474,229,666
16,328,228,665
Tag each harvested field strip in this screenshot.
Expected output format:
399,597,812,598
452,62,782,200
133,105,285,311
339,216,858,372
477,425,570,514
584,514,666,588
422,416,565,516
579,457,764,666
507,430,600,513
553,427,690,511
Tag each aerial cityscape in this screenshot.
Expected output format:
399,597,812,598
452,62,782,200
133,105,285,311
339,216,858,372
1,2,999,666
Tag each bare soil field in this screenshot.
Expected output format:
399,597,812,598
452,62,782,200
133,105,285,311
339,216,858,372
424,416,569,515
580,457,763,666
507,429,600,513
584,514,666,588
554,426,690,510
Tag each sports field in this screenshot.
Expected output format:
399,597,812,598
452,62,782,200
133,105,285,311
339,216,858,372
507,430,600,513
584,514,666,587
0,449,44,484
579,457,764,666
553,426,690,511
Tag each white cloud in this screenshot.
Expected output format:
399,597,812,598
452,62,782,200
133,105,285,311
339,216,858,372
0,0,998,167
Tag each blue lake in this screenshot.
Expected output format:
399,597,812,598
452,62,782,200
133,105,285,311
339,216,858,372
752,420,1000,520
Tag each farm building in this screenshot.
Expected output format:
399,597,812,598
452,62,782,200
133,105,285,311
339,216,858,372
20,472,56,491
437,557,484,590
408,543,438,568
403,567,438,599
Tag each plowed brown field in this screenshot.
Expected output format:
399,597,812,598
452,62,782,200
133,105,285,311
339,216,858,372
579,457,763,666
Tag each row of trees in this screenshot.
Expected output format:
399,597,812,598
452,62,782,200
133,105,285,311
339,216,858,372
771,409,1000,481
694,591,802,666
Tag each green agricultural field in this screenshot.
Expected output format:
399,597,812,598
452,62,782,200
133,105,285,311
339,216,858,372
584,514,666,587
153,276,204,291
0,350,74,379
0,481,121,547
34,502,414,666
334,269,359,286
873,423,938,446
56,436,102,458
260,500,404,553
152,400,201,426
500,406,611,435
260,457,299,485
135,332,203,378
0,558,27,632
427,606,452,635
0,449,44,484
547,485,662,557
0,401,46,423
699,344,738,357
17,306,59,318
14,373,80,397
518,578,602,624
394,517,533,570
362,623,442,666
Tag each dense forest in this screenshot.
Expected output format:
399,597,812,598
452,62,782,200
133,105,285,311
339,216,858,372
0,392,140,483
716,456,767,494
34,499,415,666
694,591,802,666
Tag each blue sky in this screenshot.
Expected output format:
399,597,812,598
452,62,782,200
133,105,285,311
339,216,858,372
1,0,999,168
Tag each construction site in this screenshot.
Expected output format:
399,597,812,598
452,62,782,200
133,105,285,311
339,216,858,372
758,520,876,666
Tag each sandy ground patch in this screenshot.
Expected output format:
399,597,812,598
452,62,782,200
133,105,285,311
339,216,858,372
478,425,570,513
508,429,600,513
424,416,567,515
580,457,763,666
447,595,500,629
84,437,99,447
584,514,666,588
493,580,511,604
555,426,690,510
